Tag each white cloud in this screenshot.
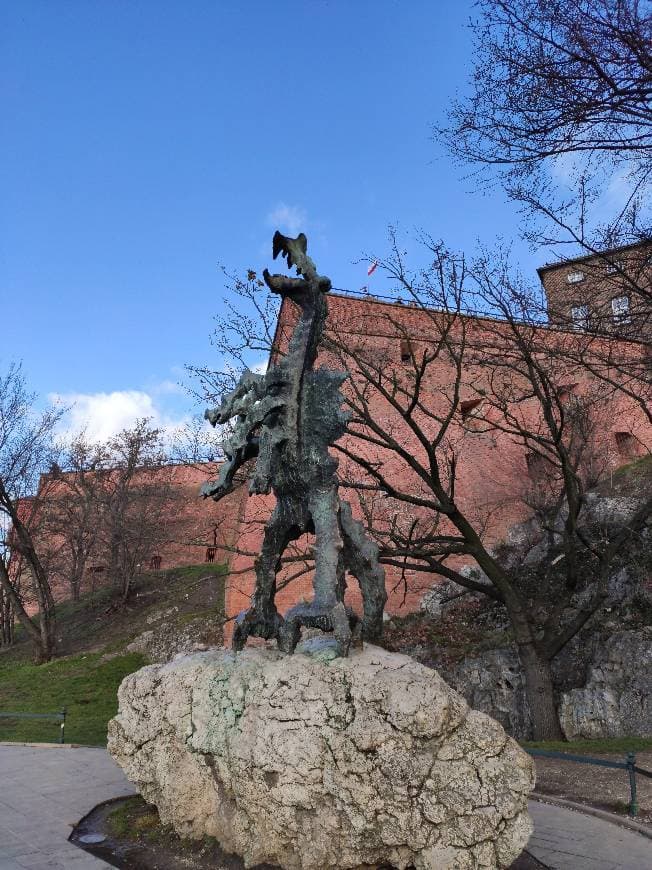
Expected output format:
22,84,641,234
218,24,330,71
49,389,190,444
266,202,308,236
548,152,581,186
605,167,634,210
151,379,186,396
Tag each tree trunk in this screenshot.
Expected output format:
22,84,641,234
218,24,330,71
0,561,52,662
517,642,563,740
3,497,57,662
468,549,565,741
121,567,132,604
0,587,13,646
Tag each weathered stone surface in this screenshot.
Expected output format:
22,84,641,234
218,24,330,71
125,607,223,663
108,645,534,870
443,649,532,742
559,627,652,739
419,580,460,618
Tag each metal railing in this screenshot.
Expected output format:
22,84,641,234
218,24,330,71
0,708,67,744
526,748,652,817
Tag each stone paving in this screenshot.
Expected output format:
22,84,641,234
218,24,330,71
0,744,136,870
0,744,651,870
527,800,651,870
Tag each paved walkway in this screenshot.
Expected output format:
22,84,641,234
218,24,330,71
526,800,650,870
0,745,650,870
0,744,136,869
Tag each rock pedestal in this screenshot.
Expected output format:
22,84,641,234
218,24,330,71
108,645,534,869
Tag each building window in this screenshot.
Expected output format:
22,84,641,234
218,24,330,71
614,431,640,461
206,546,217,563
606,260,624,275
567,271,585,284
526,452,548,478
611,295,630,324
149,555,161,571
571,304,590,330
400,339,411,362
87,565,105,575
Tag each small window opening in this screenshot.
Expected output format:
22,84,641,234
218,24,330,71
606,260,624,275
149,555,161,571
611,295,630,324
571,304,590,330
460,399,483,421
400,339,411,362
526,452,548,478
206,546,217,563
614,431,640,461
567,271,585,284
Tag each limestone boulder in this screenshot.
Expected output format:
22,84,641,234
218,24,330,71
559,627,652,739
108,645,534,870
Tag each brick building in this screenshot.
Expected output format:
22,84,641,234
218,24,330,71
223,271,651,631
538,240,652,340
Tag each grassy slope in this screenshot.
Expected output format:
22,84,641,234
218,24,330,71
0,563,227,745
0,651,146,745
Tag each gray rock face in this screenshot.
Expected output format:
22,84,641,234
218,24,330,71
444,649,532,741
559,627,652,739
125,607,222,663
419,580,459,617
108,645,534,870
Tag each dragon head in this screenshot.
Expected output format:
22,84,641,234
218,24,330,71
265,231,331,296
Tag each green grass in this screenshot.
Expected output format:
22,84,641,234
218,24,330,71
612,452,652,478
522,737,652,754
0,650,145,745
0,562,228,745
108,797,160,839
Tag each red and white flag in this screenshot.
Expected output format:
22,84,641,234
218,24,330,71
367,261,378,276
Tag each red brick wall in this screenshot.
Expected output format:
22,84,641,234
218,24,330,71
16,462,247,607
14,291,650,635
222,293,652,640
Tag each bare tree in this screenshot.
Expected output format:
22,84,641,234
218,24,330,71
40,435,109,602
440,0,652,288
0,364,63,662
323,239,651,739
98,420,180,603
186,268,278,407
193,240,649,738
0,584,13,647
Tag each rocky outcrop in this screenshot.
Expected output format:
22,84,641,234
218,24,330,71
108,645,534,870
559,627,652,739
443,650,532,741
125,607,223,663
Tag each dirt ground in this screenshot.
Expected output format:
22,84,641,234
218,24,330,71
533,750,652,826
73,796,545,869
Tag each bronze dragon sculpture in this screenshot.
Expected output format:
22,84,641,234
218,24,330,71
202,232,387,657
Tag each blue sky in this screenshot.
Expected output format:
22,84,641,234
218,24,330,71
2,0,543,439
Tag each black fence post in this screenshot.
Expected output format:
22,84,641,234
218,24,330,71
626,752,638,818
